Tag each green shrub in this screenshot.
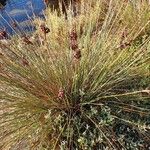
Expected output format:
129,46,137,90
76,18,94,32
0,0,150,149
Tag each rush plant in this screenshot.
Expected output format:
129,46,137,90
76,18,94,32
0,0,150,149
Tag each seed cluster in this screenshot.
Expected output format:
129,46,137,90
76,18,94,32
120,29,131,49
11,21,17,28
21,35,33,45
70,28,81,60
0,29,8,40
40,24,50,34
21,56,29,67
58,88,65,99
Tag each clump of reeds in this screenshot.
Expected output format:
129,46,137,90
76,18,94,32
0,0,150,149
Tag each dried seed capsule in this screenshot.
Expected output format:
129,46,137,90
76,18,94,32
22,56,29,66
58,88,65,99
0,30,8,39
70,29,77,40
73,50,81,59
70,39,78,50
11,21,17,28
43,0,49,6
45,27,50,33
40,24,50,34
120,42,131,49
22,36,33,45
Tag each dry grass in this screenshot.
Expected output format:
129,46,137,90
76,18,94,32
0,0,150,149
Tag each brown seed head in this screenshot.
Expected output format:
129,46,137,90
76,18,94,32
21,36,33,45
70,39,78,50
73,50,81,59
0,30,8,39
40,24,50,34
58,88,65,99
22,56,29,66
70,29,78,40
11,21,17,28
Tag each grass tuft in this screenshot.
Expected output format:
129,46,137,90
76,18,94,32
0,0,150,149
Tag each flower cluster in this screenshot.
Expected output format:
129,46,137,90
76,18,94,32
21,35,33,45
40,24,50,34
70,28,81,60
0,29,8,40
